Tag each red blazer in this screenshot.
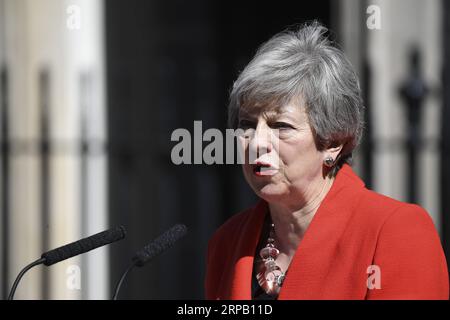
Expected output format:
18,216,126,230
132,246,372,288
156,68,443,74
205,164,449,299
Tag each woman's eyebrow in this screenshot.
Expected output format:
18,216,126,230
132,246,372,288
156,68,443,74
239,107,301,121
238,111,258,119
266,110,295,120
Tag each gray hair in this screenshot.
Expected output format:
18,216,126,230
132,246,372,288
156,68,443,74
228,21,364,177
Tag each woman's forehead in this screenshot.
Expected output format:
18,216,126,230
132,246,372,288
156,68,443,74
239,101,305,119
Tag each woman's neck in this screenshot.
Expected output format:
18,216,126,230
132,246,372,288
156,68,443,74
268,175,334,255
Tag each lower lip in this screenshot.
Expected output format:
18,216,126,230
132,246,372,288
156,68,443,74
254,169,278,177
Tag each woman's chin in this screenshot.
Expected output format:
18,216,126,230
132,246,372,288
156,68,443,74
255,184,288,202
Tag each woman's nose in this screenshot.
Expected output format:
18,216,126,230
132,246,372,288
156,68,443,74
249,124,273,158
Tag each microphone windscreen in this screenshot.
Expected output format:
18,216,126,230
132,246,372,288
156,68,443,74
132,224,187,267
41,226,126,266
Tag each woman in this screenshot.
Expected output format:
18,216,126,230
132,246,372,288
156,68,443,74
205,21,449,299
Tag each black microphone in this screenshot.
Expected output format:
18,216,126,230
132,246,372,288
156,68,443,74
8,226,126,300
41,226,126,266
112,224,187,300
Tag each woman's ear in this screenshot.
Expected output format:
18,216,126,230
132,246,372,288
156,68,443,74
323,143,344,164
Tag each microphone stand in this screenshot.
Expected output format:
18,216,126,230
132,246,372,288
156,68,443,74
8,258,46,300
112,262,136,300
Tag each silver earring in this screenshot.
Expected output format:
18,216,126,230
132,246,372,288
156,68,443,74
324,157,334,167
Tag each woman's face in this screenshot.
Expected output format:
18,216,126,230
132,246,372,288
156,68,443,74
238,101,328,205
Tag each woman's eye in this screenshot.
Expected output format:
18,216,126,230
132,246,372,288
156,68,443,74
271,122,294,130
238,120,255,129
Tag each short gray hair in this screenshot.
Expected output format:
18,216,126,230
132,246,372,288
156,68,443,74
228,21,364,177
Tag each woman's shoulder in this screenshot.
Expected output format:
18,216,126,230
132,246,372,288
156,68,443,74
337,165,435,227
355,186,437,233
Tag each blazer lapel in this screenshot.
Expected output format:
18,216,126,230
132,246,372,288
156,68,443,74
229,201,267,299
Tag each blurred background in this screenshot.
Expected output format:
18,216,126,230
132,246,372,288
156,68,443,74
0,0,449,299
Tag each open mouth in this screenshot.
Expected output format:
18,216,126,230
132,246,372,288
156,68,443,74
252,162,278,176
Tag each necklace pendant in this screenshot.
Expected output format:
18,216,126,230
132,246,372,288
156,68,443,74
256,267,284,296
260,246,279,260
255,221,286,297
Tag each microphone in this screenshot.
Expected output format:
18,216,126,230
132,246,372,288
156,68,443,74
41,226,126,266
8,225,126,300
112,224,187,300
